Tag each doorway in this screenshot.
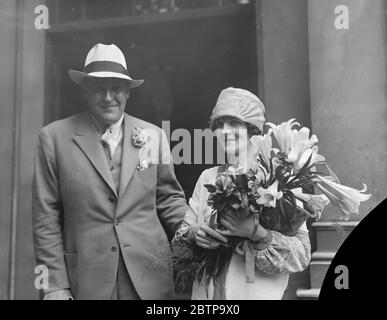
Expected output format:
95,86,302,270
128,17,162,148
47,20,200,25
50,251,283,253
46,6,258,197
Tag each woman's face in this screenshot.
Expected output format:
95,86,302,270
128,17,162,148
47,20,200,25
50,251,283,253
214,117,250,156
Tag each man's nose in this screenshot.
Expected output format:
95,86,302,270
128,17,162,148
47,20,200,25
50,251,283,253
103,88,113,101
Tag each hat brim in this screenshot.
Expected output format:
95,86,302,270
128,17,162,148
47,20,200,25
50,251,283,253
68,70,144,89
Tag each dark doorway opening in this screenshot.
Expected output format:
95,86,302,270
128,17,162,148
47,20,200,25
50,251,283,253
46,7,258,199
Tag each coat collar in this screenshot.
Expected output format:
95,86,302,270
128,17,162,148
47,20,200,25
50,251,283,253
72,111,140,197
119,113,141,195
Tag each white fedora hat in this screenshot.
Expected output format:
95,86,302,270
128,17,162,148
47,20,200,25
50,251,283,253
68,43,144,89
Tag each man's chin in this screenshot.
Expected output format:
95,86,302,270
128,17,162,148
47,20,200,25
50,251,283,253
99,113,122,125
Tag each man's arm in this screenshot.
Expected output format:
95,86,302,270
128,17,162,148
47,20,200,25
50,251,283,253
155,130,189,239
32,127,71,297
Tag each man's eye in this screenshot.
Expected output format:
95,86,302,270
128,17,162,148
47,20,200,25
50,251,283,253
111,86,121,92
92,87,104,93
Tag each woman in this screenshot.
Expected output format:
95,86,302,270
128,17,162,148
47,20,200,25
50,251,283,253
173,87,311,300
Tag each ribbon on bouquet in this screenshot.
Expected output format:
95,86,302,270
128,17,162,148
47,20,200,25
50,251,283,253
236,240,256,284
212,241,255,299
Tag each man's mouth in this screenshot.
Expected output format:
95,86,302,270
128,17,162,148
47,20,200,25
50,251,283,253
103,105,118,109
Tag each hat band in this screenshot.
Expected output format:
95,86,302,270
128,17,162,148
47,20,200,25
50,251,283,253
83,61,129,76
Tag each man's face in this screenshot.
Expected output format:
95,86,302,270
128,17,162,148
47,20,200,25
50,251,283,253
83,78,130,126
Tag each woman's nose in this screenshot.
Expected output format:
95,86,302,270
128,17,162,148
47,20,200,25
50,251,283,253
222,123,233,133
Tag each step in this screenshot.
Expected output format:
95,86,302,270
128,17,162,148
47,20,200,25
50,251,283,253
296,288,320,300
311,251,336,260
310,260,331,288
312,221,358,252
309,251,336,288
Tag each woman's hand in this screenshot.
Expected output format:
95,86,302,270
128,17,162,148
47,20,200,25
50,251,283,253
217,211,268,241
189,223,228,249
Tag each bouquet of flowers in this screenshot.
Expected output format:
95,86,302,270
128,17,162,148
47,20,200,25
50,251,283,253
172,119,371,291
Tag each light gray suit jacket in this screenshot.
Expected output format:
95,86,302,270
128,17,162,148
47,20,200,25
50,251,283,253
32,111,189,299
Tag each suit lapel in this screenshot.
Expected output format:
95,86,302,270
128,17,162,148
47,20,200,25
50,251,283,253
73,112,118,197
119,113,141,196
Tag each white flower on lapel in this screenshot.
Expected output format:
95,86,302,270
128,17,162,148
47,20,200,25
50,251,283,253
132,126,149,148
133,127,159,171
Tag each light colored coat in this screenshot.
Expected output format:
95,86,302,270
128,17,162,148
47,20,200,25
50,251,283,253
32,111,188,299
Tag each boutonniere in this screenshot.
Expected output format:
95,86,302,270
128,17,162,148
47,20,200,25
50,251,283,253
132,126,148,148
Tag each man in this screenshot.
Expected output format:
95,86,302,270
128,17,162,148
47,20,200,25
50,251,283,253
32,43,189,300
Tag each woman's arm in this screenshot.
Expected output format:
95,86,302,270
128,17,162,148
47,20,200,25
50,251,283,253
219,212,311,275
249,223,311,274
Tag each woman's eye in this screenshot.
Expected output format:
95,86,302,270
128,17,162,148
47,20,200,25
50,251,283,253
215,121,224,129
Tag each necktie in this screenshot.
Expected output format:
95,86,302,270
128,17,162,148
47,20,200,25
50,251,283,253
101,128,116,160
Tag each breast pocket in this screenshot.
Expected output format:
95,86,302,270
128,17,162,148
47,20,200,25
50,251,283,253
135,164,157,191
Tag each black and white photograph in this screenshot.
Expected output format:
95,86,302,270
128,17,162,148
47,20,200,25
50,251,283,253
0,0,386,304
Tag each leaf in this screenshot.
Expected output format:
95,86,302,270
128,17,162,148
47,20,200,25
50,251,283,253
286,152,313,185
230,202,240,210
268,157,274,183
284,198,314,218
204,184,217,193
259,154,269,172
321,163,340,183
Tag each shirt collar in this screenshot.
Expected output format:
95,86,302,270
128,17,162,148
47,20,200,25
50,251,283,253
90,113,124,136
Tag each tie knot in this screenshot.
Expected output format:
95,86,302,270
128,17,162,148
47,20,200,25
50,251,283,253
101,128,117,160
104,127,113,135
101,128,114,140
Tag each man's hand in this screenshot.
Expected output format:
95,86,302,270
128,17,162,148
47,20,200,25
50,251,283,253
43,289,73,300
189,223,228,249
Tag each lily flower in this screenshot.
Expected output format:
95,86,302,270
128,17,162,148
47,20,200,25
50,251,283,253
215,174,233,193
249,163,268,188
256,180,283,208
295,146,326,171
227,165,246,178
286,125,322,171
314,175,371,219
292,188,330,220
250,129,274,165
266,119,299,154
287,127,317,160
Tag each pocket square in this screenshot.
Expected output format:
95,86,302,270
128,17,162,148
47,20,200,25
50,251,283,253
137,159,155,171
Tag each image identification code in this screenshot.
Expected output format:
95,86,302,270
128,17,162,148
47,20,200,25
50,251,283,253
146,304,240,317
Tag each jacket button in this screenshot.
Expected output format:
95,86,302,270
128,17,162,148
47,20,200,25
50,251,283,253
114,219,119,226
108,196,115,203
111,245,117,252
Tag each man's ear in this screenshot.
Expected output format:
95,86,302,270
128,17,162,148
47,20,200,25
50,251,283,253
81,86,88,100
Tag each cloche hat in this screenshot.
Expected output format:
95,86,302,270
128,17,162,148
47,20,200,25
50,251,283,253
209,87,266,131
